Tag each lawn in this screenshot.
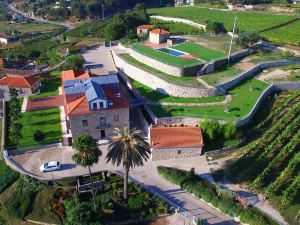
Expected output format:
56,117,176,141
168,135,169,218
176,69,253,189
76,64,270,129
171,42,226,61
120,54,204,88
148,7,297,32
7,108,61,148
131,43,200,67
131,78,225,103
150,78,270,120
29,81,61,99
200,65,243,86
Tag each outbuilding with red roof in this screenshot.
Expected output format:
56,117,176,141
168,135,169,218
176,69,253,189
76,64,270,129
137,24,154,36
149,126,204,160
0,76,40,99
149,29,170,44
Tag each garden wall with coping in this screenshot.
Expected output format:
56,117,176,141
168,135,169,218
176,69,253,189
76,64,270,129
129,48,204,76
217,60,300,91
112,50,222,98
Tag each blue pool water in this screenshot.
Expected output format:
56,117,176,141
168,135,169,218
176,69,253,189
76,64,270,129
157,48,185,56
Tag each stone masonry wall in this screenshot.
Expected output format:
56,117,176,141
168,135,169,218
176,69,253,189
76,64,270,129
130,48,204,76
112,50,222,98
152,146,202,160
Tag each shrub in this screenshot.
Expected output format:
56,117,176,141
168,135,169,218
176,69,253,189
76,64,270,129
222,122,237,140
200,119,221,142
206,21,227,34
33,130,45,142
128,196,143,213
236,31,261,48
0,161,19,194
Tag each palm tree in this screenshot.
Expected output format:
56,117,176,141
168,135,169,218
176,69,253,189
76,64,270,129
72,134,102,209
106,127,151,200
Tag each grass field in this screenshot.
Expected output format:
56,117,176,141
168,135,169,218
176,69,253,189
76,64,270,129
150,78,269,120
7,108,61,148
200,65,243,86
131,79,225,103
148,7,297,32
0,22,61,35
171,42,226,61
261,20,300,46
131,43,200,67
120,54,204,88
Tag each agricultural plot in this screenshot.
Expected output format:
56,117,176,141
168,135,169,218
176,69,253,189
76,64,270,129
0,22,62,35
148,7,297,32
131,43,200,67
261,20,300,46
148,78,269,120
226,92,300,225
171,42,226,61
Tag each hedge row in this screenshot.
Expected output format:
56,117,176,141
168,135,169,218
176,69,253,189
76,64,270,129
157,166,279,225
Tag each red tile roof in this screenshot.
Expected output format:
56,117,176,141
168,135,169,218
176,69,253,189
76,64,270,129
137,24,154,29
150,29,170,35
0,76,39,88
150,127,204,149
61,70,91,81
0,68,36,77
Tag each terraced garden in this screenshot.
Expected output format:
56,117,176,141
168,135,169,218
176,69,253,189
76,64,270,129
133,78,269,120
226,92,300,225
170,42,227,61
131,43,200,67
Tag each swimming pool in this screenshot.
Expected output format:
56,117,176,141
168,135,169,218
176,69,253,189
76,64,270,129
156,48,186,57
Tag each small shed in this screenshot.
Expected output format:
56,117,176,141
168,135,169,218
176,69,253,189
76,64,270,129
137,25,154,36
149,29,170,44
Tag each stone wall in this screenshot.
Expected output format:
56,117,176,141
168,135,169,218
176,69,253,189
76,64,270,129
217,60,300,91
112,50,222,98
151,146,202,161
69,107,129,140
274,81,300,91
156,116,201,126
130,48,204,76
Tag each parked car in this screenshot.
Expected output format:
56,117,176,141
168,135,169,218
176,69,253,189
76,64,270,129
40,161,61,172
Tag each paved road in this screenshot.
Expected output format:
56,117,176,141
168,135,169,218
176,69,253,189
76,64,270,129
11,146,238,225
7,3,74,30
81,45,117,75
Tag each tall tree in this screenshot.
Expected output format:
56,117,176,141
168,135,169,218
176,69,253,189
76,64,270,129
106,127,150,200
72,135,102,209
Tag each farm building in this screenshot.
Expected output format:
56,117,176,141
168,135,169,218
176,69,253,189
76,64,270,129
149,126,204,160
0,76,40,99
149,29,170,44
137,25,154,36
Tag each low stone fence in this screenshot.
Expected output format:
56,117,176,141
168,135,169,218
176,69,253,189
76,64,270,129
112,49,222,98
130,48,204,76
150,15,206,29
217,60,300,91
236,85,275,127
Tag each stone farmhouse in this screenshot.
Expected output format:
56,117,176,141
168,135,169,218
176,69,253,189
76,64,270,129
61,70,130,141
137,24,154,36
0,76,40,99
149,29,170,44
149,126,204,160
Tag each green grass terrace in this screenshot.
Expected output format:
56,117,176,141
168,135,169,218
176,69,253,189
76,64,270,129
131,43,200,67
120,53,205,88
7,107,62,149
171,42,227,61
149,78,270,120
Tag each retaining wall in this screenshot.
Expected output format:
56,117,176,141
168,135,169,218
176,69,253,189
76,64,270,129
217,60,300,91
130,48,204,76
112,50,222,98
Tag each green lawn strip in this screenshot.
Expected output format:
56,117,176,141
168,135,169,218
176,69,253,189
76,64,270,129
148,7,297,32
131,43,199,67
25,188,61,224
131,78,225,103
9,108,61,148
171,42,226,61
200,65,243,86
49,70,61,78
120,53,204,88
29,81,61,99
150,78,269,120
0,22,61,34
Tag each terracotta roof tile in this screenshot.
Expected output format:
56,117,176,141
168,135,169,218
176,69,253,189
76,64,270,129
137,25,154,29
150,127,204,149
150,29,170,35
0,76,39,88
61,70,91,81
